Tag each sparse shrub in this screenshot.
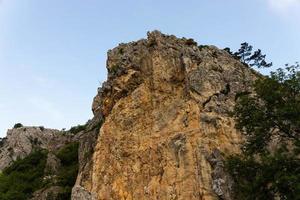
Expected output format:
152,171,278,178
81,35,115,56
185,38,197,46
223,47,233,55
13,123,23,129
118,47,124,54
198,45,209,51
55,142,79,199
109,64,119,75
0,137,6,148
69,124,87,134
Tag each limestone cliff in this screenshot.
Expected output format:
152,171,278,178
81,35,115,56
72,31,257,200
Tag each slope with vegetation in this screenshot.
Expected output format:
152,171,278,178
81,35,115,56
0,142,79,200
0,149,47,200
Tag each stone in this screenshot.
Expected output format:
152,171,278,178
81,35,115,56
72,31,258,200
44,153,61,175
72,186,96,200
31,186,65,200
206,149,234,200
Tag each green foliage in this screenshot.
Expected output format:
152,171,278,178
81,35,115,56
0,137,6,148
185,38,197,46
13,123,23,129
227,147,300,200
69,124,87,134
109,64,120,75
0,150,48,200
224,47,233,54
198,45,209,51
234,64,300,154
234,42,272,68
55,142,79,199
0,139,79,200
227,63,300,199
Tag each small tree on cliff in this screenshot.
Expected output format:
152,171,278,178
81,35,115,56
234,42,272,68
226,58,300,199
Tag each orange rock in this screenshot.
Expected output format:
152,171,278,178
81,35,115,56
72,31,257,200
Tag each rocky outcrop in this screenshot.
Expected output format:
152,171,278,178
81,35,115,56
73,31,257,200
206,148,234,199
0,126,72,171
44,152,62,175
72,117,103,200
31,186,65,200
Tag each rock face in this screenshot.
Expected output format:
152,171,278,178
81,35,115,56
31,186,65,200
0,126,72,171
72,118,103,200
73,31,257,200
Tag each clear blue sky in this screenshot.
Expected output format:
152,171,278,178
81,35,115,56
0,0,299,137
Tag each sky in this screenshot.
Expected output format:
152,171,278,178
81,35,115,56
0,0,299,137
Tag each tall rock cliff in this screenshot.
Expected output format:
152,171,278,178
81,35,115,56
72,31,258,200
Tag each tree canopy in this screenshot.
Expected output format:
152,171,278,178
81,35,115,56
226,45,300,200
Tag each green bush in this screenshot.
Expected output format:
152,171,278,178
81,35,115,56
69,124,87,134
13,123,23,129
0,141,79,200
0,150,48,200
55,142,79,199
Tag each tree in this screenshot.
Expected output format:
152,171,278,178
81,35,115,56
234,42,272,68
226,62,300,199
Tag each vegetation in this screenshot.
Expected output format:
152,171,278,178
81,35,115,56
109,64,120,75
234,42,273,68
0,150,48,200
13,123,23,129
0,137,6,148
0,141,79,200
226,44,300,200
224,42,272,68
199,44,209,51
69,124,87,134
185,38,197,46
55,142,79,199
39,126,45,131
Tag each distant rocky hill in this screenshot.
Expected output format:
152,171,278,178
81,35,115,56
0,31,258,200
0,126,72,171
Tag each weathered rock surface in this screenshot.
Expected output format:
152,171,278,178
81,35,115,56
31,186,65,200
73,31,258,200
0,126,72,171
72,117,103,199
